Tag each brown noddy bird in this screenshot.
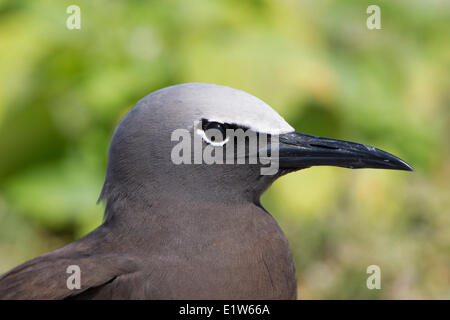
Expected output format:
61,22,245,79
0,83,412,299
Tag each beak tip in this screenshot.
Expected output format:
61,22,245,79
375,148,413,172
392,158,414,172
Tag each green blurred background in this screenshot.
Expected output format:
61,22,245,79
0,0,448,299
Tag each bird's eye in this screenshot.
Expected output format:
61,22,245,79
205,122,226,143
198,120,230,146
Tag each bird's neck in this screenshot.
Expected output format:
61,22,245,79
101,192,269,243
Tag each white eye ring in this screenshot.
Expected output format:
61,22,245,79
195,122,230,147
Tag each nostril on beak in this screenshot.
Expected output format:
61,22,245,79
309,143,339,150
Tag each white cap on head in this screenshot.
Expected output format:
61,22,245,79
142,83,295,135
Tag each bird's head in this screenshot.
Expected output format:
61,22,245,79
99,83,412,219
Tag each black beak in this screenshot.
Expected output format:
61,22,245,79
278,132,413,171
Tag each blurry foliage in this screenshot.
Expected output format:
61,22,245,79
0,0,449,299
